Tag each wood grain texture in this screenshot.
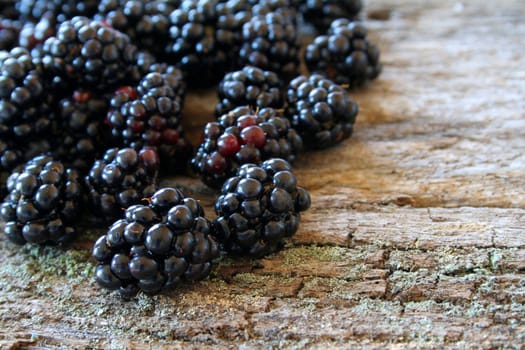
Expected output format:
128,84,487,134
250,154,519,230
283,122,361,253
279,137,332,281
1,0,525,349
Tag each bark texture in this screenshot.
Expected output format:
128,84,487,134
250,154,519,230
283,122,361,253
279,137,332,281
1,0,525,349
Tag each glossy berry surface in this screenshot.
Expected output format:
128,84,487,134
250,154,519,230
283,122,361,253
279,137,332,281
239,13,300,78
304,19,382,87
192,106,303,188
0,155,83,245
285,74,359,149
85,147,159,221
92,187,220,297
215,65,284,117
107,65,190,171
213,158,311,257
41,16,139,91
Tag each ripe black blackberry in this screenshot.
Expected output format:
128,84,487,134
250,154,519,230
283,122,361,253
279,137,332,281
165,0,251,86
0,155,83,245
16,0,98,22
85,147,159,221
249,0,297,24
192,106,303,188
239,13,300,78
297,0,362,32
52,90,111,173
41,16,139,92
215,66,284,117
304,19,382,87
0,19,21,51
107,67,191,171
92,187,220,297
285,74,358,149
96,0,174,58
0,47,53,141
213,158,310,257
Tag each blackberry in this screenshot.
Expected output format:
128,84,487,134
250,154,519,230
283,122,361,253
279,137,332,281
249,0,297,24
298,0,362,32
239,13,300,78
304,19,382,87
96,0,174,58
92,187,220,297
41,16,139,91
285,74,358,149
215,66,284,117
52,89,111,173
107,67,191,171
85,147,159,221
192,106,303,188
213,158,310,257
0,19,21,51
16,0,98,22
165,0,251,86
0,155,83,245
0,47,53,141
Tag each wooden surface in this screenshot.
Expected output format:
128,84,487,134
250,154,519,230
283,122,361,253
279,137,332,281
1,0,525,349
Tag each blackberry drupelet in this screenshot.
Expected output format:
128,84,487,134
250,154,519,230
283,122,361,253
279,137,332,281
96,0,174,58
41,16,139,91
0,47,53,141
92,187,220,297
213,158,310,257
165,0,250,86
107,67,191,171
85,147,159,221
285,74,358,149
239,13,300,78
215,66,284,117
304,19,382,87
0,155,83,245
192,106,303,188
298,0,362,32
52,89,111,173
16,0,99,22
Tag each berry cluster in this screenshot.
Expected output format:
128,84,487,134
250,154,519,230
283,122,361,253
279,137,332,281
0,0,384,297
92,188,220,297
214,158,310,257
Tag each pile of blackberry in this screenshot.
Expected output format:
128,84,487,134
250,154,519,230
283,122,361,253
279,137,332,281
304,19,382,87
192,106,303,188
85,147,159,221
0,155,83,245
213,158,310,257
215,65,284,117
285,74,359,149
297,0,362,31
92,187,220,297
0,0,387,299
107,66,190,170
